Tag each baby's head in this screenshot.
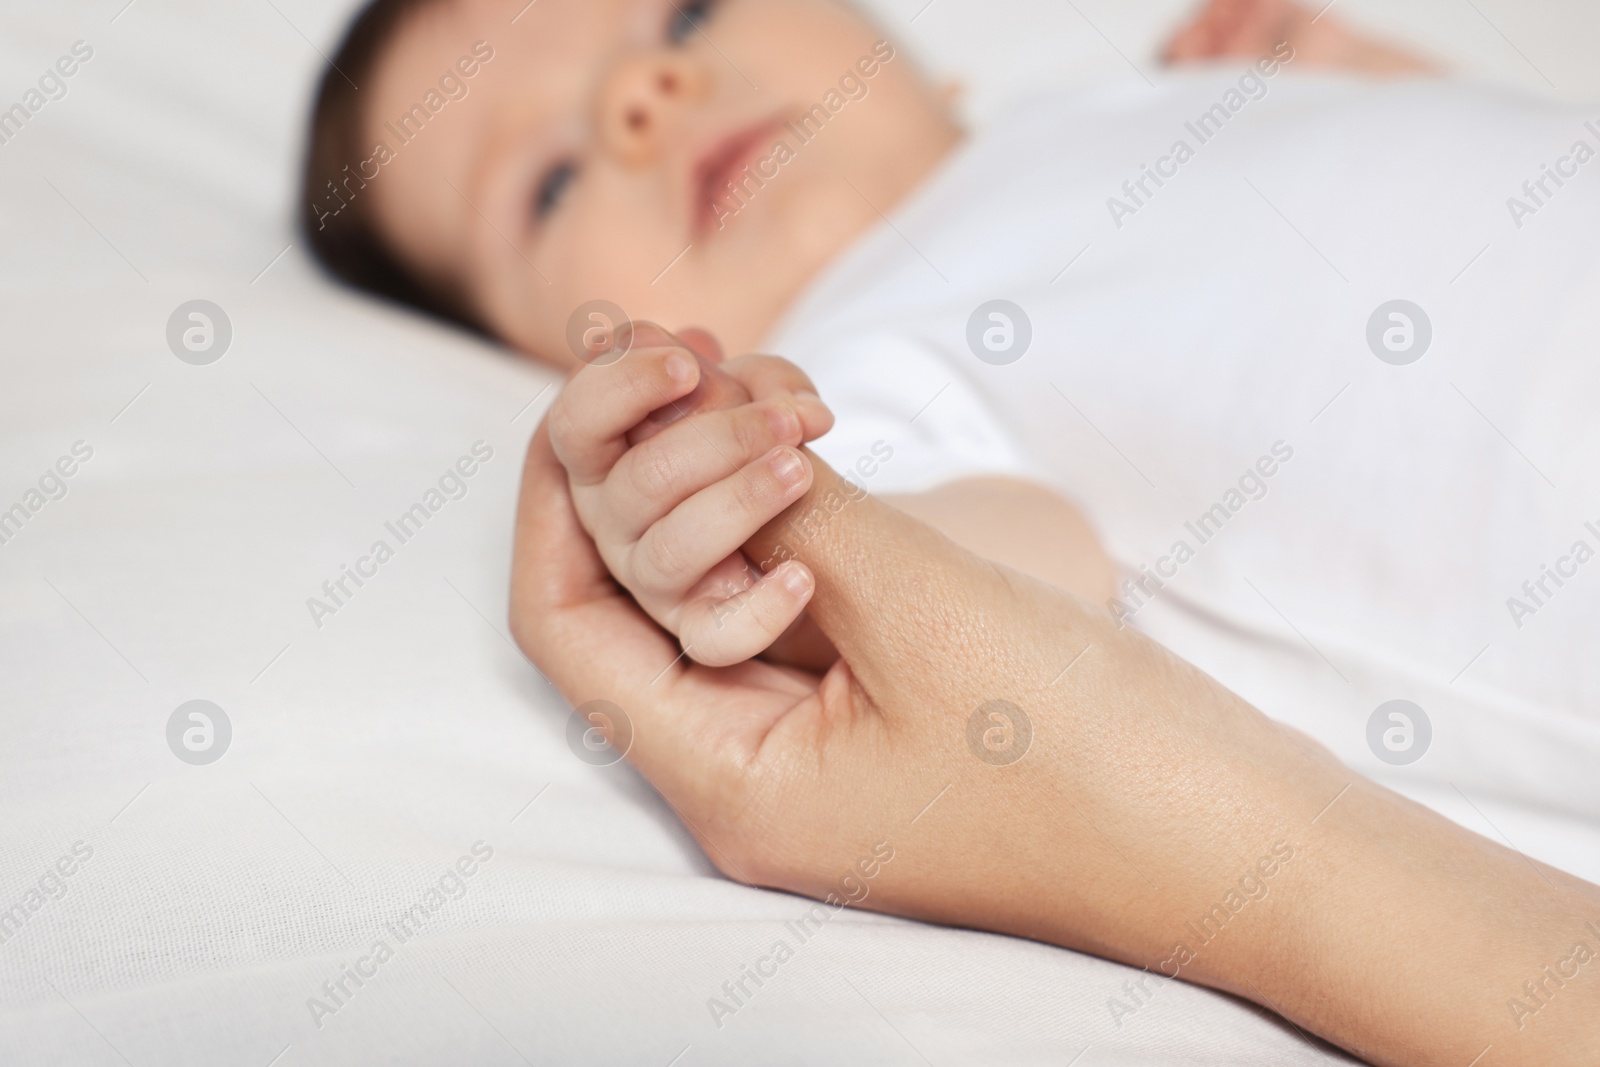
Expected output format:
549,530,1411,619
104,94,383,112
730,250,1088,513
303,0,961,367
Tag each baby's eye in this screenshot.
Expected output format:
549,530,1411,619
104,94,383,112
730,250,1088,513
533,160,579,219
666,0,718,45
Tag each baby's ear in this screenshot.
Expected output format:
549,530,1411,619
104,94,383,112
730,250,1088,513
937,78,964,110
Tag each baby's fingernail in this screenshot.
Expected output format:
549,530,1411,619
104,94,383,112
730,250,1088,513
770,447,807,486
765,403,800,441
664,352,695,384
780,564,812,597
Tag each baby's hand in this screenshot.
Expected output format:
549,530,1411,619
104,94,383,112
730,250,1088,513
548,323,833,667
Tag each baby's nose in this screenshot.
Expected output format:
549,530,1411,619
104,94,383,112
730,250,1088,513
597,54,708,167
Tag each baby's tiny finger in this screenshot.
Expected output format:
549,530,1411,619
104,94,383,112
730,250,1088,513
627,351,752,446
605,399,807,540
719,352,818,394
550,346,700,485
792,392,833,443
720,354,833,441
680,561,815,668
630,446,813,599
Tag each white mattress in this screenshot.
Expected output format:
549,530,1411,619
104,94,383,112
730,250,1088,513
1,2,1595,1064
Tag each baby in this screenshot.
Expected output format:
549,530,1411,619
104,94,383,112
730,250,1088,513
302,0,1600,693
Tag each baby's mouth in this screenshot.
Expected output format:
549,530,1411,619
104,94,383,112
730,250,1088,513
691,113,790,236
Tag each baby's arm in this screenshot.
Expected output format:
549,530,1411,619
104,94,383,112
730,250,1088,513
885,478,1115,606
1163,0,1440,77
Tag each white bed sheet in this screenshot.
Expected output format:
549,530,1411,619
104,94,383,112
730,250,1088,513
1,1,1595,1064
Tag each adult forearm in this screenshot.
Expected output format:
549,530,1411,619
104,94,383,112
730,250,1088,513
743,451,1600,1066
1218,780,1600,1066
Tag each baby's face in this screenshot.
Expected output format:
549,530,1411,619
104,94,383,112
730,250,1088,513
365,0,961,366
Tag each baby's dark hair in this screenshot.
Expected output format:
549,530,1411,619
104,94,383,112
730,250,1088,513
301,0,483,335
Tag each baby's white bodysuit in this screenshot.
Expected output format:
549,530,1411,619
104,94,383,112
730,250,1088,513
764,71,1600,874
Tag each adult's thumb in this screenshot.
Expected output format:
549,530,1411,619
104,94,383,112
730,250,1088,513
741,453,1037,715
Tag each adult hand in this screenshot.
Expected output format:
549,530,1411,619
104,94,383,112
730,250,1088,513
511,379,1600,1067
